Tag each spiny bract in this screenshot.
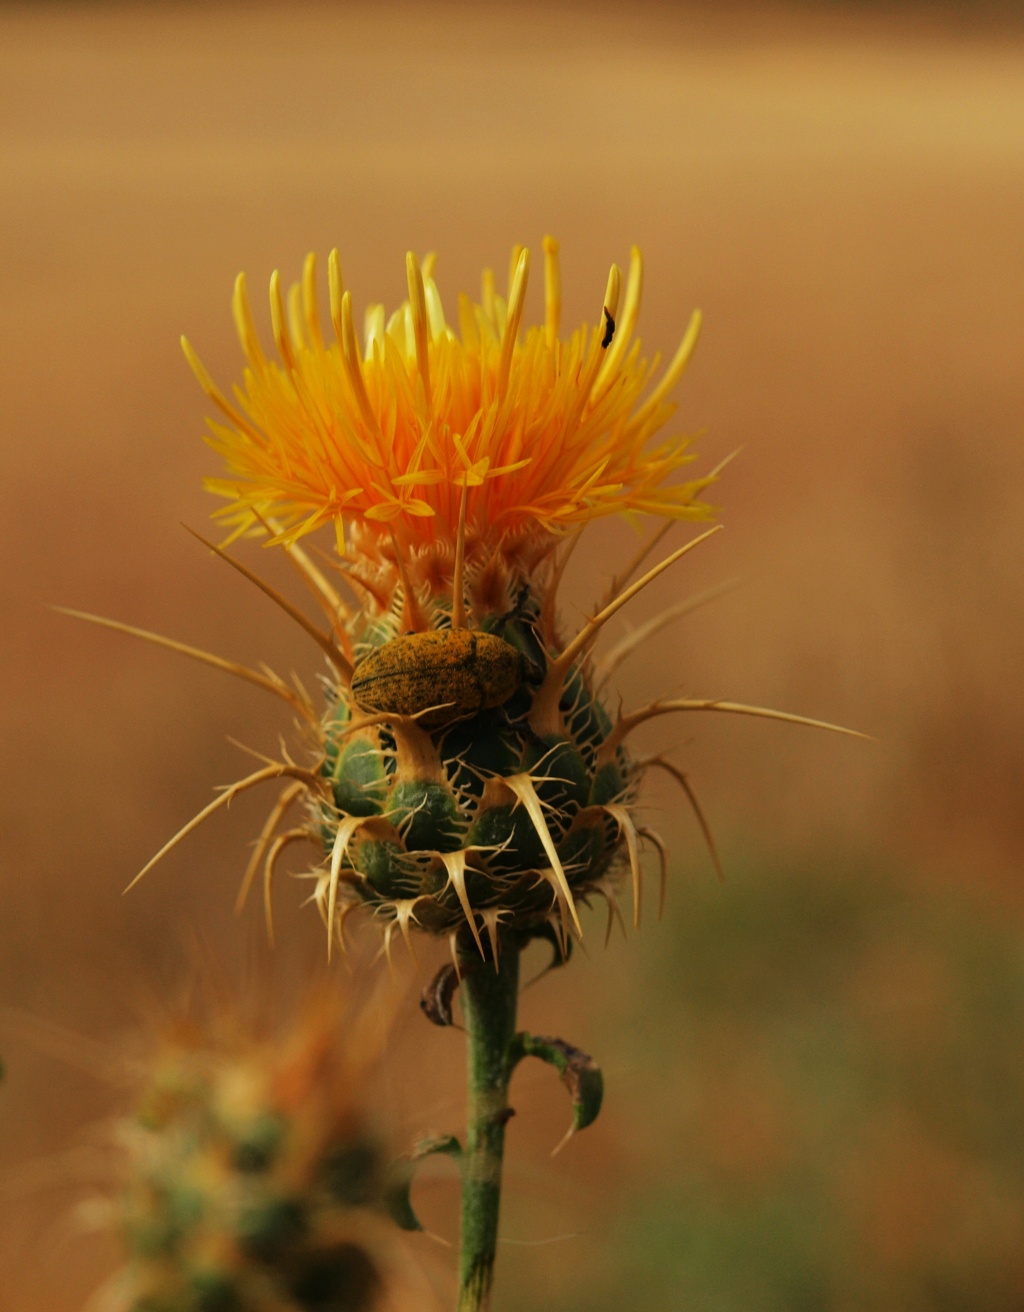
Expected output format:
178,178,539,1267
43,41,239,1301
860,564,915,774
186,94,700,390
313,530,656,960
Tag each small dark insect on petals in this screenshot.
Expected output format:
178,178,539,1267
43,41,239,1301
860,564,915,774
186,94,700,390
601,308,616,350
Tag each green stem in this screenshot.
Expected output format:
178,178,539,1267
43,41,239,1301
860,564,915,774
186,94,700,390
457,943,521,1312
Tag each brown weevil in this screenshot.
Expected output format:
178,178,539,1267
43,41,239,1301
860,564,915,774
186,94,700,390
350,629,526,728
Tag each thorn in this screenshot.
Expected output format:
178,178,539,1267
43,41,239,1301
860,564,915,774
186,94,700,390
235,781,306,914
52,606,316,723
334,901,356,958
392,898,424,963
599,521,673,610
598,697,871,766
449,930,463,981
182,526,353,680
643,759,724,883
591,577,744,691
125,765,288,892
479,908,511,968
638,826,671,916
592,878,628,946
439,851,485,960
254,509,351,625
504,774,582,937
604,804,643,929
327,816,371,959
539,528,583,642
530,526,723,736
550,1123,576,1158
262,828,309,947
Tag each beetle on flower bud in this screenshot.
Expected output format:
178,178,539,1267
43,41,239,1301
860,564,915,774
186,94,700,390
350,629,526,728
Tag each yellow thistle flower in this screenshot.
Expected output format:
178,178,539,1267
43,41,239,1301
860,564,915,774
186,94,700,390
65,240,859,970
183,240,714,564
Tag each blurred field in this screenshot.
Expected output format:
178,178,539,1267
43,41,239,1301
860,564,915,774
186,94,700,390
1,2,1023,1307
503,859,1024,1312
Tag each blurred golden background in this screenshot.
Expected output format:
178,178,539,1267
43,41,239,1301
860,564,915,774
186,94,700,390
2,2,1023,1307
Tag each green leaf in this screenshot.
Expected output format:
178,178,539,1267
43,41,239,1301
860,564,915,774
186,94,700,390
385,1134,463,1232
513,1033,604,1134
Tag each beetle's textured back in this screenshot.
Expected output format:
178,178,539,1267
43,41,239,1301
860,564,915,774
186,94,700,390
350,629,524,727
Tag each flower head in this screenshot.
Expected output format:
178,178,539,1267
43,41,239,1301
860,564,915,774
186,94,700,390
185,240,713,563
110,235,858,974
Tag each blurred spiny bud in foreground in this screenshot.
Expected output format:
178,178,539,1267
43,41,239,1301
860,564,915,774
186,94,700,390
97,986,432,1312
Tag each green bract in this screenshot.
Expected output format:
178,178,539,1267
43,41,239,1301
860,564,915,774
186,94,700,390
314,586,636,961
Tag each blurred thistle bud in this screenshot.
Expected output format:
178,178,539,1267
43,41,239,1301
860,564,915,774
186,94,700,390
96,983,433,1312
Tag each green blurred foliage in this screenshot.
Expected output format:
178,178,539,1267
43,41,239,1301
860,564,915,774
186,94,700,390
516,859,1024,1311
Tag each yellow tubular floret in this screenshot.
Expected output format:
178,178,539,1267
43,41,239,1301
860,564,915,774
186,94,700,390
631,308,703,428
269,270,297,374
594,245,642,398
339,291,383,444
327,248,345,345
232,272,267,374
495,249,530,402
188,243,714,553
405,251,432,407
506,243,524,300
542,235,561,348
301,251,324,351
603,263,622,329
286,281,305,354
